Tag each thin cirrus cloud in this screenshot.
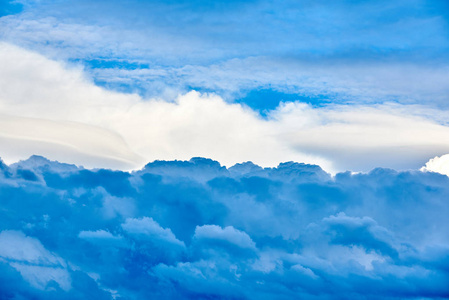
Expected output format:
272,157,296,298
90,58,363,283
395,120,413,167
1,42,449,173
1,0,449,104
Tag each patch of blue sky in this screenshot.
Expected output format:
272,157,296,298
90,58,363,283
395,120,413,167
77,59,150,70
0,1,23,17
236,89,332,116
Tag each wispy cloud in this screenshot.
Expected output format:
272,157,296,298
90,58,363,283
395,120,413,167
2,0,448,104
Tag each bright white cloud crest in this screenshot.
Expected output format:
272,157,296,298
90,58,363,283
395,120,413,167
1,42,449,173
421,154,449,177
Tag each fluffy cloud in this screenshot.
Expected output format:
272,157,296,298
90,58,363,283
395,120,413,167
1,156,449,299
193,225,257,250
1,42,449,173
422,154,449,177
122,217,185,247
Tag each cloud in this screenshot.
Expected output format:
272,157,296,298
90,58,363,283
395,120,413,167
0,114,144,170
2,42,449,173
422,154,449,177
2,0,449,105
176,57,449,105
1,156,449,298
1,1,449,298
321,213,398,259
193,225,256,250
78,230,126,248
3,0,448,61
0,230,71,291
122,217,185,247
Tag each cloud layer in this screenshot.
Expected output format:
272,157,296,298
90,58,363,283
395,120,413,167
2,42,449,173
0,156,449,299
2,0,449,103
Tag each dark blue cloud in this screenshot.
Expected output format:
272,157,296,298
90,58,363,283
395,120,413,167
1,155,449,299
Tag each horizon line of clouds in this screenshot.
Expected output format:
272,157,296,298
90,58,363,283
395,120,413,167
1,42,449,175
2,153,449,180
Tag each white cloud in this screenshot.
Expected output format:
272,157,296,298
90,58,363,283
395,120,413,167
0,114,144,169
269,102,449,171
2,42,449,173
421,154,449,177
0,42,325,170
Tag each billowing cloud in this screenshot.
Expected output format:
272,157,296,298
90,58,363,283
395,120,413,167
122,217,185,247
194,225,257,250
0,156,449,299
1,42,449,173
422,154,449,177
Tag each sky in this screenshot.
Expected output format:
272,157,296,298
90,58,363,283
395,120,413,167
1,0,449,299
0,0,449,174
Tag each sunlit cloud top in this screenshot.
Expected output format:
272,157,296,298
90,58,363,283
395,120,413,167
1,0,449,173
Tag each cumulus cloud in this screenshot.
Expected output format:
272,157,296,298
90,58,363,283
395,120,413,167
122,217,185,247
0,156,449,298
422,154,449,177
1,42,449,173
194,225,256,250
